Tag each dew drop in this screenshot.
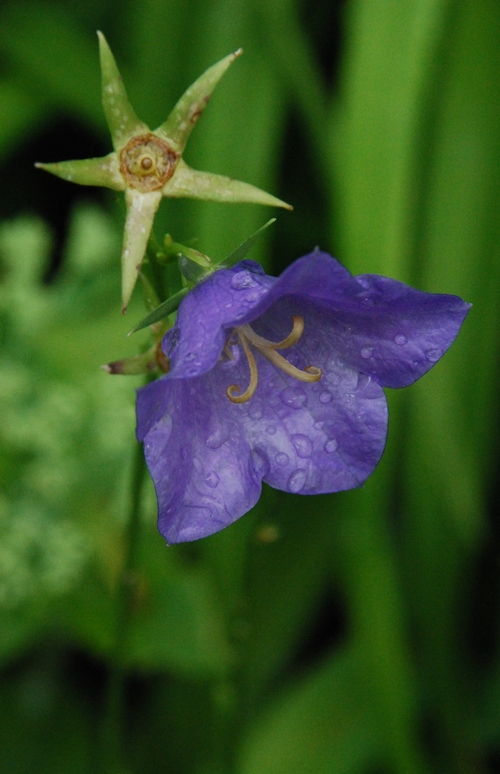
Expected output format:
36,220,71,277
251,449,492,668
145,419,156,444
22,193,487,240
248,402,263,419
395,334,407,346
292,434,313,458
266,424,277,435
275,452,289,466
231,271,255,289
360,346,373,359
319,390,333,404
354,373,371,392
287,468,307,494
280,387,307,409
426,348,442,362
206,423,229,449
253,448,270,477
324,439,338,453
205,471,220,488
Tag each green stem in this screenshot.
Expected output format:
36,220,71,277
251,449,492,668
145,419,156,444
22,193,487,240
101,438,147,773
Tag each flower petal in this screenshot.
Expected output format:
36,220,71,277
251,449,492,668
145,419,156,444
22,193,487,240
136,376,262,543
236,251,471,388
164,261,275,379
219,328,388,494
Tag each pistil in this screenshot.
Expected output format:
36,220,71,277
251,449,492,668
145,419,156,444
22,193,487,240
226,316,321,403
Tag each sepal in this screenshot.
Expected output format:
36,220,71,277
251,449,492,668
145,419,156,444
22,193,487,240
35,154,125,191
156,50,242,153
162,159,292,209
97,31,148,150
129,287,190,334
121,189,162,312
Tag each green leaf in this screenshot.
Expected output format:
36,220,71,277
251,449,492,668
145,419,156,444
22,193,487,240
217,218,276,268
238,647,381,774
129,287,189,334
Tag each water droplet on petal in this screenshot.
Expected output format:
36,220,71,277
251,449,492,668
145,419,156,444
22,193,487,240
426,348,442,362
248,402,263,419
205,471,220,488
266,424,277,435
395,334,407,345
206,423,229,449
360,346,373,359
287,468,307,493
253,448,270,477
324,439,338,453
319,390,333,404
357,277,370,289
292,434,313,458
276,452,289,466
231,271,255,289
354,373,371,392
280,387,307,409
185,352,196,362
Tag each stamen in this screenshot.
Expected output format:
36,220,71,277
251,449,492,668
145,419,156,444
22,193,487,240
256,346,322,383
226,333,259,403
225,315,322,404
239,315,304,350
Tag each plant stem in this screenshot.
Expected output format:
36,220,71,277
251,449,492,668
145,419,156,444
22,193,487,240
101,438,147,773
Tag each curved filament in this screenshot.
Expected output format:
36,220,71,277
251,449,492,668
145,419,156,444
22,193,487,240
226,333,259,403
225,315,321,403
256,346,322,383
240,315,305,350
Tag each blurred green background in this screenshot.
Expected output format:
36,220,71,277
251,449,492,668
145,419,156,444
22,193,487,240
1,1,499,772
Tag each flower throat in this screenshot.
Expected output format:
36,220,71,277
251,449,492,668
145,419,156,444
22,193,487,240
226,316,321,404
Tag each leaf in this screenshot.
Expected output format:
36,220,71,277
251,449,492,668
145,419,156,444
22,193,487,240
217,218,276,268
238,646,381,774
128,287,189,334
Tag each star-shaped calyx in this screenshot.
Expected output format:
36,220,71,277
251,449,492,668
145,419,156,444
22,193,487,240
36,33,291,311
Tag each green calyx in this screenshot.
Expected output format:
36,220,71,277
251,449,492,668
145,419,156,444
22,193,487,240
36,33,291,312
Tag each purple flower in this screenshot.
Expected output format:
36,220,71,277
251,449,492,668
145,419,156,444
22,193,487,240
136,251,470,544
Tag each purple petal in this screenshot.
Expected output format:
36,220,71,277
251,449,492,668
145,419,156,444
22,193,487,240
137,323,388,542
165,261,275,380
136,377,262,543
246,251,471,388
224,321,389,493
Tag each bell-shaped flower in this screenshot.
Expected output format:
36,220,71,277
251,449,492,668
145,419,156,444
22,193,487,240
136,251,470,544
36,34,290,311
